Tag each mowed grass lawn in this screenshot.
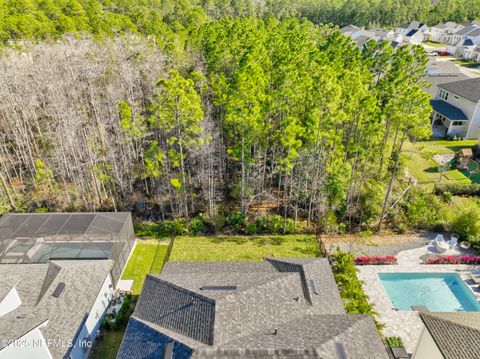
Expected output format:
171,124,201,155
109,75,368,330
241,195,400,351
169,234,320,262
403,139,478,190
121,240,168,295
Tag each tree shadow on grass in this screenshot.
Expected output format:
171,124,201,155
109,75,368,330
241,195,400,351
207,235,286,246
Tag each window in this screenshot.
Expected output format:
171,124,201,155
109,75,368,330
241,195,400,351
452,121,463,126
439,89,449,100
454,95,459,100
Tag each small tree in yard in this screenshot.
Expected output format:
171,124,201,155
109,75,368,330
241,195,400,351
452,207,480,247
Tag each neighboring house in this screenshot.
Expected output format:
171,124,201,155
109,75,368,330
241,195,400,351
427,22,463,43
430,78,480,138
339,24,362,38
413,312,480,359
0,260,113,359
404,29,424,45
0,212,135,284
396,21,427,35
0,212,136,359
465,27,480,45
118,258,389,359
447,38,476,57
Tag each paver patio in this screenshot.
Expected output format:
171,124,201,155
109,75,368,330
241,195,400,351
356,243,480,354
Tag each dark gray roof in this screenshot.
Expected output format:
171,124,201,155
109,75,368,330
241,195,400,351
454,25,477,36
439,78,480,102
425,59,468,97
118,258,388,358
431,99,468,120
406,29,419,37
468,28,480,37
0,260,113,359
397,21,420,30
420,313,480,359
463,38,474,46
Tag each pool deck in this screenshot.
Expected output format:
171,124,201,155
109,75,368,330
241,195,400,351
356,244,480,354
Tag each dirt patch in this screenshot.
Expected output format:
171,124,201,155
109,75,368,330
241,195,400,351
320,232,434,257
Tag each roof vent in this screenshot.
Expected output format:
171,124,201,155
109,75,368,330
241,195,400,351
335,342,347,359
310,279,319,295
52,282,65,298
164,341,174,359
200,286,237,291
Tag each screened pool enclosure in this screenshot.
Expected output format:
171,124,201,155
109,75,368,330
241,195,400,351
0,212,135,284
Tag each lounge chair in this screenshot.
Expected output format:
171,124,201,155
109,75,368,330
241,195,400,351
447,237,458,249
434,235,448,253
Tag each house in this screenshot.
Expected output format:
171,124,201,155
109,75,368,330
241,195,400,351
339,24,362,38
413,312,480,359
118,258,389,358
430,78,480,138
0,212,135,284
465,27,480,45
0,212,136,359
404,29,424,45
396,21,428,35
447,38,476,57
0,260,114,359
427,22,463,43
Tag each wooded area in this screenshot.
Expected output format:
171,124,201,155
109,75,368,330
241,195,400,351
0,0,451,232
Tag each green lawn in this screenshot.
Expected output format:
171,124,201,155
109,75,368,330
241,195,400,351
169,234,320,262
121,240,168,295
89,327,126,359
403,139,478,189
450,59,480,68
423,41,445,48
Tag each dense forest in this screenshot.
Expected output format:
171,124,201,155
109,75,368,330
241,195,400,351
0,0,454,233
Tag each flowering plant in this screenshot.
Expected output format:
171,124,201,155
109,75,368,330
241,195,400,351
424,255,480,265
354,256,397,265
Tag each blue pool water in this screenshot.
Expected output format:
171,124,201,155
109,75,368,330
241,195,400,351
379,273,480,312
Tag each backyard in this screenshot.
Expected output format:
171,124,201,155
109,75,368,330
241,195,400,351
169,234,320,261
403,139,479,189
120,240,169,295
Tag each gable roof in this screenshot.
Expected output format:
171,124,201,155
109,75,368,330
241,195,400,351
118,258,389,358
420,313,480,359
454,25,478,36
467,28,480,37
0,260,113,359
438,78,480,102
431,99,468,121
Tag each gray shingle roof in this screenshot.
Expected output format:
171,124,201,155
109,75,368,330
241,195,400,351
420,313,480,359
438,78,480,102
431,99,468,120
0,260,113,359
118,258,388,358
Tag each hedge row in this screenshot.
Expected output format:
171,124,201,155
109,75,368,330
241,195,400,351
434,184,480,197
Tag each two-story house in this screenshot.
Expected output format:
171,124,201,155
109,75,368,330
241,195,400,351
430,78,480,139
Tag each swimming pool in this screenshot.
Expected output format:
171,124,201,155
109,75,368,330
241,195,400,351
379,273,480,312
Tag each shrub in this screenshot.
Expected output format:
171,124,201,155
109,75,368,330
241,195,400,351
401,190,443,229
203,213,226,233
451,207,480,246
331,250,383,331
435,183,480,197
386,336,403,348
424,255,480,264
226,211,246,232
188,215,205,235
354,256,397,265
246,222,257,235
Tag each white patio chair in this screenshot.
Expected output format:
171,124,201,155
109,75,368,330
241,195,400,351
447,237,458,249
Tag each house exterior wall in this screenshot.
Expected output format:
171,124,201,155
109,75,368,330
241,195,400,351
0,286,21,317
436,87,480,139
69,272,114,359
412,328,444,359
0,326,51,359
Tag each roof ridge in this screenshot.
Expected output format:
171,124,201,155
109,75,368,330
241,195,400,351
35,261,62,306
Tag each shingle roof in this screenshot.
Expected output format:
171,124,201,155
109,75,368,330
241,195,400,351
454,25,477,36
438,78,480,102
431,99,468,120
0,260,113,359
468,28,480,37
406,29,419,37
118,258,388,358
420,313,480,359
